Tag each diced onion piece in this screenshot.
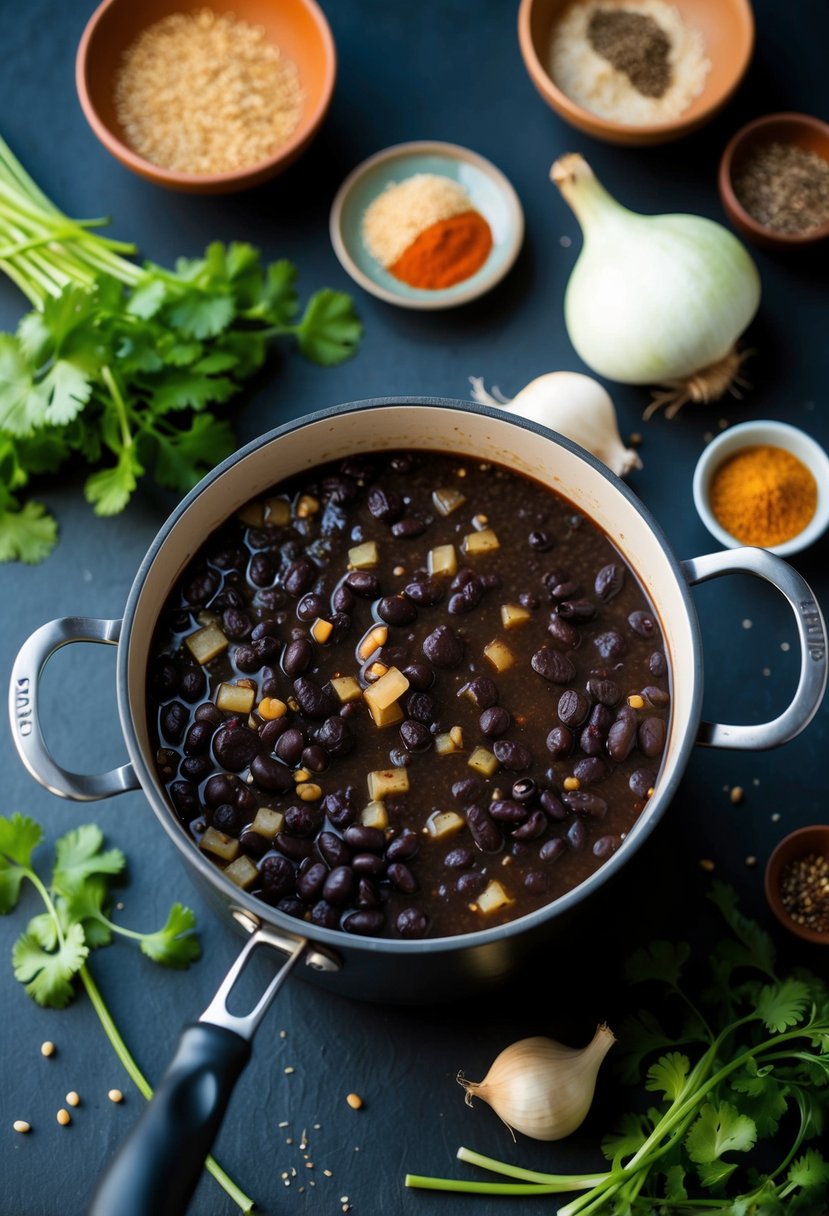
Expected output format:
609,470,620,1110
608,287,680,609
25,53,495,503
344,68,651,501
449,725,464,748
310,618,333,644
428,544,457,577
365,661,389,682
501,603,530,630
484,638,515,672
348,541,379,569
364,667,410,715
367,767,410,800
224,855,259,890
366,699,404,728
432,487,467,516
186,622,229,665
199,827,240,863
463,528,500,555
426,810,465,839
296,494,320,518
361,800,388,829
216,682,256,714
357,624,388,661
265,497,291,526
331,676,362,704
237,502,264,527
476,879,513,914
468,746,499,776
196,610,218,626
434,732,457,755
252,808,285,839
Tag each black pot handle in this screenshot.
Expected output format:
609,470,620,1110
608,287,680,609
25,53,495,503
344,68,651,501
86,924,338,1216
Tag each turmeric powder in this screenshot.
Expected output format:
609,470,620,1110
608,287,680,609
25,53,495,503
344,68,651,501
709,444,817,546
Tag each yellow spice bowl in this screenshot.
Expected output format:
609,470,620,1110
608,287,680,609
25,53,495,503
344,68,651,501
692,420,829,557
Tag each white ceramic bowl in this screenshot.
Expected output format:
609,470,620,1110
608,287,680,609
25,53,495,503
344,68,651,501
693,420,829,557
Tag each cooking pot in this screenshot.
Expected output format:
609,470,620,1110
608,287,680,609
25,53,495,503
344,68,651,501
9,398,827,1216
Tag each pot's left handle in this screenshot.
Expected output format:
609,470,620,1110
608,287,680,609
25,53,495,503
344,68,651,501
8,617,138,800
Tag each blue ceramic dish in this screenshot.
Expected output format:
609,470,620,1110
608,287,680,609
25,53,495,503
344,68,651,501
329,140,524,309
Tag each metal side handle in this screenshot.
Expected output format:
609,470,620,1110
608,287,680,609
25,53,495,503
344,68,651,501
683,548,827,750
9,616,138,800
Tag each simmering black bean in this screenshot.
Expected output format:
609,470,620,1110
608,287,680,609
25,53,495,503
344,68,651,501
386,831,420,862
311,900,341,928
489,800,528,823
285,804,324,838
160,702,188,745
239,829,269,859
512,810,547,840
284,559,315,597
315,716,354,759
211,803,241,834
406,692,435,724
396,907,429,938
402,660,434,691
422,625,464,669
332,583,355,613
180,755,212,782
567,819,587,849
532,647,576,684
213,725,260,772
466,804,503,853
540,836,567,862
392,516,428,540
444,847,474,869
323,787,357,828
572,757,609,785
387,862,418,893
184,721,213,756
594,631,626,660
629,768,656,798
170,780,198,816
378,595,418,626
540,789,567,820
318,831,351,868
558,599,596,621
512,777,537,803
293,677,338,720
297,593,326,622
639,716,667,758
480,706,511,738
628,610,657,638
356,878,381,907
563,790,608,818
344,825,386,853
367,485,403,522
400,720,431,751
404,577,445,606
343,909,385,935
462,676,498,709
607,706,638,762
301,744,329,773
546,726,574,758
345,570,381,598
297,862,328,901
260,855,295,900
259,718,288,749
274,728,305,766
595,563,625,601
558,689,589,727
493,740,532,771
649,650,667,677
641,685,670,708
180,668,207,702
528,529,554,551
547,615,580,648
352,852,386,877
593,835,620,858
586,677,620,706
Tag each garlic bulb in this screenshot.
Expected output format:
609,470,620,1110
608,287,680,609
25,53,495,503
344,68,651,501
551,153,761,418
469,371,642,477
459,1025,615,1142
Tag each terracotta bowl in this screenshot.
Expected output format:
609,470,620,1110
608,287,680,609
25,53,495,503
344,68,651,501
76,0,336,193
719,112,829,249
517,0,754,146
764,826,829,946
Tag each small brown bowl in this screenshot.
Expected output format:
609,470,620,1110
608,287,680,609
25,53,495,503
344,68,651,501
518,0,754,146
76,0,336,193
764,825,829,946
719,112,829,249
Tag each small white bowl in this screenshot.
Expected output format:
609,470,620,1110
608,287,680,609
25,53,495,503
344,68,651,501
692,420,829,557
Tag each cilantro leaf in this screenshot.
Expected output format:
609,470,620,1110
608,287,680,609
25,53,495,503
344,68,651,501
147,367,237,413
663,1164,688,1202
12,919,87,1008
0,334,46,436
646,1052,690,1100
168,290,235,340
58,876,112,948
51,824,125,895
40,357,94,426
686,1101,757,1165
84,446,143,516
260,259,299,324
787,1150,829,1192
139,902,200,968
149,414,236,492
0,813,42,911
126,276,167,319
709,881,777,980
0,500,58,563
626,939,690,989
296,289,362,366
756,980,813,1033
601,1112,649,1163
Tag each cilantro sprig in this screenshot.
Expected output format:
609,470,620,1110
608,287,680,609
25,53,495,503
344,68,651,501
0,135,363,562
0,813,253,1214
406,882,829,1215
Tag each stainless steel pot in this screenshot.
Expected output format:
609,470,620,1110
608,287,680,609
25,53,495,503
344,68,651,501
9,398,827,1216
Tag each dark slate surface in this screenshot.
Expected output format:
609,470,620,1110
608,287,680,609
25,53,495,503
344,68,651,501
1,1,827,1213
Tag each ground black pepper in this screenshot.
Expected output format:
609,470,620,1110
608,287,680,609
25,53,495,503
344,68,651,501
587,9,672,99
779,851,829,934
733,142,829,235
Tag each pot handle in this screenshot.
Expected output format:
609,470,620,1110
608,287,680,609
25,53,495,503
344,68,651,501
8,617,138,801
86,924,338,1216
683,548,827,750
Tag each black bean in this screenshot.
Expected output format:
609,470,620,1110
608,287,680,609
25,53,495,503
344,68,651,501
315,716,353,759
641,685,670,708
587,677,620,707
329,613,352,644
233,644,258,673
540,789,567,820
595,563,626,601
194,703,222,728
343,909,385,936
239,829,269,859
249,754,292,793
180,668,207,703
628,610,657,638
236,785,258,816
285,803,324,838
185,569,219,606
466,804,503,853
563,790,608,818
649,650,667,677
223,608,253,640
260,855,296,900
281,638,311,677
546,726,574,759
489,800,528,823
318,832,351,868
352,853,386,877
593,835,620,858
367,485,403,523
540,836,567,862
579,725,604,757
323,787,358,828
170,780,198,816
528,529,554,551
297,862,328,901
567,819,587,849
629,768,656,798
532,647,576,684
254,635,280,663
588,703,613,732
203,774,235,807
400,720,431,751
404,692,434,724
401,660,434,691
512,777,537,803
386,831,420,863
594,631,626,660
271,728,303,767
493,740,532,771
376,595,417,627
259,718,288,748
404,577,444,606
456,871,485,897
213,724,260,772
310,900,341,929
451,780,482,806
422,625,464,669
345,570,381,599
211,803,241,835
251,620,279,642
344,825,386,853
154,661,180,700
573,757,609,785
210,545,246,572
322,474,358,505
160,701,188,745
639,716,667,758
249,554,275,587
448,592,471,615
480,706,511,738
392,516,428,539
512,810,547,840
282,559,313,597
549,580,581,602
607,706,637,762
396,907,429,938
180,755,212,782
387,862,418,893
558,689,589,727
301,744,329,773
444,847,474,869
331,583,355,614
462,677,498,710
559,599,596,621
296,593,325,623
524,869,549,893
356,878,381,908
258,586,287,612
293,677,338,720
519,592,539,610
548,615,580,648
183,721,213,756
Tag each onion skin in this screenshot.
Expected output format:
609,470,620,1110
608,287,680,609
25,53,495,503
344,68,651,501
459,1025,615,1142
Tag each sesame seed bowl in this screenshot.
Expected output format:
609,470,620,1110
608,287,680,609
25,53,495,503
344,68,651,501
76,0,336,193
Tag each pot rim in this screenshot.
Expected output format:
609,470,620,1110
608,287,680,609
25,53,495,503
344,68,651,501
117,396,703,957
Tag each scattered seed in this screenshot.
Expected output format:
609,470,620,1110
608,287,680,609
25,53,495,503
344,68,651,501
781,641,791,652
284,1066,295,1075
745,855,758,868
559,235,572,247
762,667,771,677
699,858,715,872
56,1109,71,1127
346,1092,364,1110
324,1169,333,1177
108,1089,124,1104
772,812,781,823
742,619,752,630
65,1092,80,1107
279,1029,287,1039
13,1120,31,1134
278,1120,289,1128
40,1041,55,1058
730,786,744,805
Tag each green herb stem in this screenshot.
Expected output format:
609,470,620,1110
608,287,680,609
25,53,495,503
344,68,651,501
456,1146,605,1189
405,1176,572,1195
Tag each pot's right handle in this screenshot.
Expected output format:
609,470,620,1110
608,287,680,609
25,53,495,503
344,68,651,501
683,548,827,750
9,617,138,800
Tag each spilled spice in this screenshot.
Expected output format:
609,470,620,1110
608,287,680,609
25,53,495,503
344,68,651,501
587,9,671,98
733,142,829,235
